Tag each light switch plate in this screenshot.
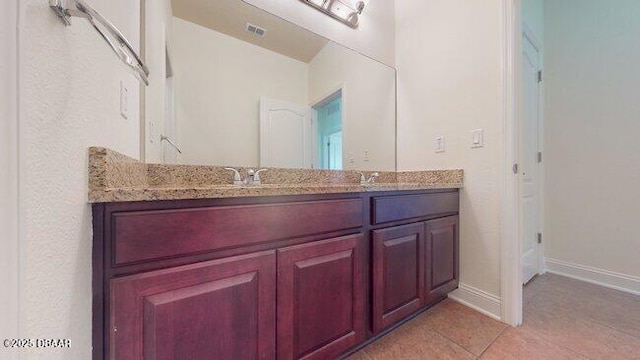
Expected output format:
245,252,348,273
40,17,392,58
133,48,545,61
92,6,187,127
472,129,484,148
435,136,445,153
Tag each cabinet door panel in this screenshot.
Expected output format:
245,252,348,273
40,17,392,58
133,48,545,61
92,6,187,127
110,251,276,360
425,216,459,303
372,223,425,333
277,234,365,360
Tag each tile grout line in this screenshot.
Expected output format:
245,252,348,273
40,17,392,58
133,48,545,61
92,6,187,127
519,309,599,360
426,319,502,358
476,324,509,359
588,318,640,341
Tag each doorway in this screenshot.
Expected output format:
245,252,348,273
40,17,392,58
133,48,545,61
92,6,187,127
314,89,344,170
502,0,546,326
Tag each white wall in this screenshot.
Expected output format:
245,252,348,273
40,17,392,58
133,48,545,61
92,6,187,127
544,0,640,278
18,0,142,358
396,0,503,297
172,17,309,167
0,0,20,355
309,42,396,171
243,0,396,67
144,0,173,163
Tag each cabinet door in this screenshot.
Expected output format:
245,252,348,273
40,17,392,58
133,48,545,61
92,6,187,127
372,223,425,333
425,216,459,304
110,251,276,360
277,234,366,360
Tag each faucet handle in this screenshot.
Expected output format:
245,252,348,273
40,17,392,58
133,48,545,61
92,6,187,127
225,168,243,185
356,171,367,184
254,169,268,185
369,172,380,183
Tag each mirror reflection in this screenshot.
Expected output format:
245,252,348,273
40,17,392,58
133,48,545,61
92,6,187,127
147,0,396,171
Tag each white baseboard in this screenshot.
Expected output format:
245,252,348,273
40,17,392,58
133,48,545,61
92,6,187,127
448,283,502,321
545,258,640,296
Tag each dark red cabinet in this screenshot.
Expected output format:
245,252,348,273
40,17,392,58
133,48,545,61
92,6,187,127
93,190,459,360
277,234,366,360
371,223,425,333
109,251,276,360
425,216,459,304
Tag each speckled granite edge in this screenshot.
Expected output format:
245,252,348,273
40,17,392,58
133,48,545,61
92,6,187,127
88,147,463,203
397,169,464,186
88,147,147,191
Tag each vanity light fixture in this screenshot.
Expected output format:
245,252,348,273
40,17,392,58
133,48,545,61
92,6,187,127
299,0,368,28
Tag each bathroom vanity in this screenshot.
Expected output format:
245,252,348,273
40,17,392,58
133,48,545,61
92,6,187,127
91,188,459,360
87,145,463,359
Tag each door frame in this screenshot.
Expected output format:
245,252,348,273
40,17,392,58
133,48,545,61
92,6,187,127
499,0,547,327
521,22,545,283
0,0,21,348
499,0,523,326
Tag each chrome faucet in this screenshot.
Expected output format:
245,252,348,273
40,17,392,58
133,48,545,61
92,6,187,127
225,168,267,186
253,169,268,185
357,172,380,185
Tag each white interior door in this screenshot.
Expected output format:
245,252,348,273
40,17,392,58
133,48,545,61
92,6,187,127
521,30,542,284
260,97,313,168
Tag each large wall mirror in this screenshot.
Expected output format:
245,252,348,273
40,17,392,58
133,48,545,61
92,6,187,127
144,0,396,171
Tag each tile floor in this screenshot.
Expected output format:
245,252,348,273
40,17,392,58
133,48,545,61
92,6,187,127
347,274,640,359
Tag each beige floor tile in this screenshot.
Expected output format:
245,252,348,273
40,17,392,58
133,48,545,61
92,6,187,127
523,274,548,307
351,274,639,360
521,300,640,360
526,275,640,338
421,299,508,355
480,327,589,360
354,326,476,360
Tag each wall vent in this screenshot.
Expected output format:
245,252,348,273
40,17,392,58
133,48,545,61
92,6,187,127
246,23,267,37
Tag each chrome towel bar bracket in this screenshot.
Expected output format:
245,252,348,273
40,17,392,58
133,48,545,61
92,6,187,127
49,0,150,85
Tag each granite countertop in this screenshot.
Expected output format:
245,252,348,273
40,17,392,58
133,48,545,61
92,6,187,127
88,147,463,203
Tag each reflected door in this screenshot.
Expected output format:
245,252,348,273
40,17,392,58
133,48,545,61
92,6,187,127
521,31,542,284
260,98,313,169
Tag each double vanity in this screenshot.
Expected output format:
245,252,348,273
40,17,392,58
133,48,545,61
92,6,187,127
89,148,463,360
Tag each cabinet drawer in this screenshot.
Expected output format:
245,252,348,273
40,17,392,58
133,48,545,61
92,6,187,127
372,192,459,225
112,198,363,265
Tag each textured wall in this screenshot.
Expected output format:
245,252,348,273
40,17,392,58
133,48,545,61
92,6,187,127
19,0,141,358
396,0,503,297
544,0,640,278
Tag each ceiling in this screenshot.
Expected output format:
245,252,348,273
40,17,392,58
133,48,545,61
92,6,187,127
172,0,329,63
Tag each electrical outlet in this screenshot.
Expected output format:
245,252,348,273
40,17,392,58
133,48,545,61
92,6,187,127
435,136,445,153
120,80,129,120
